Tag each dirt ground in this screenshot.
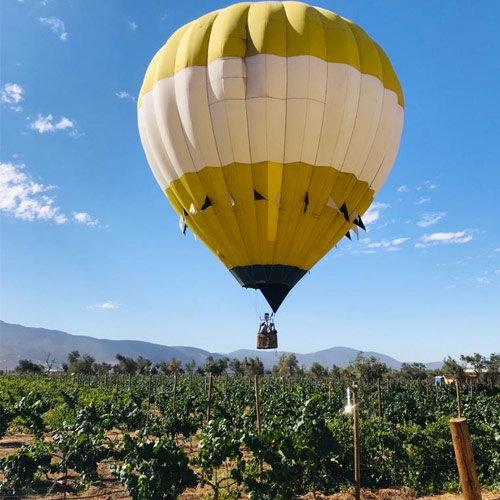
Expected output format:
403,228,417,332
1,433,499,500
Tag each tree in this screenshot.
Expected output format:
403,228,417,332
349,353,388,385
114,354,138,375
273,353,301,377
460,353,486,382
442,356,465,382
310,362,328,378
229,358,244,376
185,359,196,375
15,359,44,374
94,362,112,375
68,351,80,365
136,356,152,375
203,356,228,376
400,362,427,381
485,353,500,386
44,353,57,372
168,358,184,375
242,357,264,376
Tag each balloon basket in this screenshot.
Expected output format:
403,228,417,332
257,332,278,350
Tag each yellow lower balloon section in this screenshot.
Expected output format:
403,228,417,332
165,162,374,272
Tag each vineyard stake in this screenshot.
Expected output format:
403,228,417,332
207,373,213,422
426,378,429,398
328,380,332,403
254,375,262,434
455,379,462,418
449,418,482,500
352,383,361,500
377,378,382,418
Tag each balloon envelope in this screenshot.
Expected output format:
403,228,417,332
138,1,404,311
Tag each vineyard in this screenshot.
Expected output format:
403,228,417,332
0,374,499,500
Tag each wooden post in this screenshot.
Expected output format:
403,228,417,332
352,383,361,500
207,373,213,422
449,418,482,500
386,378,390,393
328,380,332,403
426,378,430,398
224,374,228,395
254,375,262,434
377,378,382,418
436,380,440,397
455,379,462,418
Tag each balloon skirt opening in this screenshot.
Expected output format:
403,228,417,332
229,264,307,312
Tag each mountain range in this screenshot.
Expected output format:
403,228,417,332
0,321,442,371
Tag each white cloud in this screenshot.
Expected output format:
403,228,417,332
495,247,500,252
128,21,137,31
73,211,99,227
30,114,75,134
397,185,409,192
367,240,390,249
39,17,67,41
416,231,474,248
387,246,401,252
415,197,431,205
363,202,388,225
55,117,74,130
115,91,136,102
476,276,491,285
89,302,119,310
417,212,446,228
0,162,67,224
494,269,500,274
392,237,409,245
1,83,24,111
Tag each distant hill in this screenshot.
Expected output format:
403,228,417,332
0,321,442,371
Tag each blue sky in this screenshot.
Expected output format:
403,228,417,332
1,0,499,363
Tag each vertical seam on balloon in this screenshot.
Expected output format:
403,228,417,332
337,18,363,175
204,7,254,269
288,8,331,266
355,39,386,183
242,3,264,271
171,14,239,265
369,99,403,191
283,6,320,267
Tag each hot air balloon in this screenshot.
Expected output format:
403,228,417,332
138,1,404,347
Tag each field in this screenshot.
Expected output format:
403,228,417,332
1,374,499,499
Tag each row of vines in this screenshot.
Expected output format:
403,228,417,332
1,374,499,499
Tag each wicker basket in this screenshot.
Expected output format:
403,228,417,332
256,332,278,350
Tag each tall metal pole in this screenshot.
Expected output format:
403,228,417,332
352,383,361,500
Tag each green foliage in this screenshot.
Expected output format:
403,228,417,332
0,441,54,494
111,431,197,500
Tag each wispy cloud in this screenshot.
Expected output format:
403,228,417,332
417,212,446,228
128,21,137,31
363,202,388,225
392,237,409,245
1,83,24,112
0,162,67,224
397,185,409,193
30,114,76,134
415,197,431,205
476,274,491,285
39,17,67,41
415,230,473,248
115,91,136,102
89,302,119,310
73,212,99,227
